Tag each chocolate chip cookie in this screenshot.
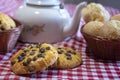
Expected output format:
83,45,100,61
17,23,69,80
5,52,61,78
10,43,58,75
52,47,82,69
0,13,16,31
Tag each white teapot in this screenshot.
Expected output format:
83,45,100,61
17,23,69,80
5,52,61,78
15,0,87,43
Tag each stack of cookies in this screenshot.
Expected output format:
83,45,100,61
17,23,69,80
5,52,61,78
10,43,82,75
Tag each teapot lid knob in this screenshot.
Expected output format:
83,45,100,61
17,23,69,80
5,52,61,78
59,2,64,9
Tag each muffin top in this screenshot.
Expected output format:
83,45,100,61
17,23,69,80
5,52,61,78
82,21,104,37
81,3,110,23
111,14,120,21
0,13,16,31
82,20,120,39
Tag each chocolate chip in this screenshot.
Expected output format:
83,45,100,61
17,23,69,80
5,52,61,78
37,53,44,58
24,50,29,53
65,52,71,57
28,66,35,72
10,26,13,29
39,48,45,53
17,55,25,62
11,61,16,65
27,58,32,64
72,51,76,55
30,51,35,55
32,49,36,51
46,47,50,50
0,26,5,30
21,47,25,50
0,21,1,24
57,49,63,54
65,51,72,60
20,53,26,57
67,50,76,55
36,71,40,73
66,56,72,60
58,47,62,49
67,50,72,53
30,44,34,48
23,61,28,66
33,56,37,61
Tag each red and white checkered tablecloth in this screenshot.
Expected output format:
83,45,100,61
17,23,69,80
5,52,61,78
0,0,120,80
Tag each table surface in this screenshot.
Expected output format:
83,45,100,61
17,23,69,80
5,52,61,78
0,0,120,80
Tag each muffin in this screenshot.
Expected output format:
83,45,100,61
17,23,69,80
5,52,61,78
111,14,120,21
82,21,104,38
0,13,23,53
0,13,16,31
81,3,110,23
81,20,120,60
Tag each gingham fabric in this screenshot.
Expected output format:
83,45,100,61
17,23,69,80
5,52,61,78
0,0,120,80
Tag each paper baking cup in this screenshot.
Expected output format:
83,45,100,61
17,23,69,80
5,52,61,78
81,26,120,60
0,19,23,53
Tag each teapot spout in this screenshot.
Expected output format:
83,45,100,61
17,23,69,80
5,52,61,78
63,2,87,38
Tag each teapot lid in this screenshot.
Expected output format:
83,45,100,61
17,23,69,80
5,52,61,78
26,0,60,6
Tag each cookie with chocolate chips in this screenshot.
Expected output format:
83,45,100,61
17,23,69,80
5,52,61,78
52,47,82,69
10,43,58,75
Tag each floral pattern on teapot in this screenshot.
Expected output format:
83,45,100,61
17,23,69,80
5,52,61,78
23,24,45,36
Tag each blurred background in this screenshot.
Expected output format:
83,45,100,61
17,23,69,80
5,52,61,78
64,0,120,10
